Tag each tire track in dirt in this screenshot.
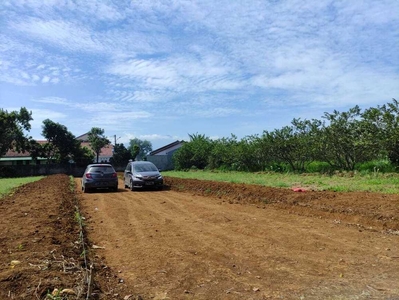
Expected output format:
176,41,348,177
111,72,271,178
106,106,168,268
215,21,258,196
77,178,399,300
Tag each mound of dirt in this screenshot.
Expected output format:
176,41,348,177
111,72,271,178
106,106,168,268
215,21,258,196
164,176,399,232
0,175,82,298
0,174,132,299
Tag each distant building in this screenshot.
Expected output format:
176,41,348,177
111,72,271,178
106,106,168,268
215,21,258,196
149,140,185,156
76,133,114,163
147,140,185,170
0,133,114,166
0,140,47,166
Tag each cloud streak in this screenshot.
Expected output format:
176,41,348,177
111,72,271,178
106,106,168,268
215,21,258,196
1,0,398,149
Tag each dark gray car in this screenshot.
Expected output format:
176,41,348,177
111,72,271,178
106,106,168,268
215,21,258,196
124,161,163,190
81,164,118,193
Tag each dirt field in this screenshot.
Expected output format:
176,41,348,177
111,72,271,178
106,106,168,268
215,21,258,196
1,174,399,299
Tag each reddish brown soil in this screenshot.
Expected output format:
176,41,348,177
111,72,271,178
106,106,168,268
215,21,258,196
1,174,399,299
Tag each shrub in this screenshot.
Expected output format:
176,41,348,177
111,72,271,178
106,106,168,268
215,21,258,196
356,159,396,173
305,161,335,173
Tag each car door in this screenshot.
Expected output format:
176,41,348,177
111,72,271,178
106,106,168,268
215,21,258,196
124,163,131,186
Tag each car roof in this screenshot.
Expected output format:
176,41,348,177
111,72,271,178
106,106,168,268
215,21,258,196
87,164,113,167
132,161,153,164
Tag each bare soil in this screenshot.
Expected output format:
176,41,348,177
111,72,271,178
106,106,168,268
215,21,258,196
1,174,399,299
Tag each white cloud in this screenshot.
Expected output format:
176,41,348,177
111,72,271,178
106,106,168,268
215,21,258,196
1,0,398,146
29,108,68,132
34,97,68,105
10,18,105,53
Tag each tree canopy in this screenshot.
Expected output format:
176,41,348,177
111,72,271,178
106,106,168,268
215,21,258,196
41,119,80,163
173,99,399,173
128,138,152,161
0,107,32,157
110,143,131,166
40,119,94,165
87,127,110,163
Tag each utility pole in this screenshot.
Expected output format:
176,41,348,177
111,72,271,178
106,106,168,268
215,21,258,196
113,135,121,145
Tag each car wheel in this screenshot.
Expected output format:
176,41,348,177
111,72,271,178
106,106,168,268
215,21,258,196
130,180,135,191
83,185,89,193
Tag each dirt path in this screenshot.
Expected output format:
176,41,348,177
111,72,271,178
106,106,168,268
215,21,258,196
78,178,399,299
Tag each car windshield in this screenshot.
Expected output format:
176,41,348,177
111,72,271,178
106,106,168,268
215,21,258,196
89,166,114,173
134,164,158,172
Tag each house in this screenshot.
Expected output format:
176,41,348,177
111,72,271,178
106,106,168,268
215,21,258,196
148,140,185,156
76,133,114,163
0,141,48,166
0,134,114,166
147,140,185,170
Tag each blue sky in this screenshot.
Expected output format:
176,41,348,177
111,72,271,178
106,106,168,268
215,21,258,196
1,1,398,150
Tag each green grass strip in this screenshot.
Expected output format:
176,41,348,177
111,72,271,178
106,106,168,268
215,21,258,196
163,170,399,193
0,176,44,198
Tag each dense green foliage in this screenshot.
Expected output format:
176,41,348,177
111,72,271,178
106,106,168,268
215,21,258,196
110,143,132,166
173,99,399,173
40,119,94,165
0,107,33,157
3,99,399,174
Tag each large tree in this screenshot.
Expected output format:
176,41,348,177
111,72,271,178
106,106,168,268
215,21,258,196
0,107,33,157
87,127,110,163
110,143,131,166
257,118,321,172
128,138,152,161
173,133,213,170
41,119,81,163
316,106,376,170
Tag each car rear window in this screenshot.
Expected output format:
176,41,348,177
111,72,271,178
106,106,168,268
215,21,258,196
89,166,115,173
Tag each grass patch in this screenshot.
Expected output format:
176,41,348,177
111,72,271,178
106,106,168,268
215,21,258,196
0,176,44,198
163,170,399,193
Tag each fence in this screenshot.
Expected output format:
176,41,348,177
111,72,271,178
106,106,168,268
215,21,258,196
0,164,86,178
146,155,174,171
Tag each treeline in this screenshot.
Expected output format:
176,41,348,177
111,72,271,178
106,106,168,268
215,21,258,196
173,99,399,173
0,109,153,167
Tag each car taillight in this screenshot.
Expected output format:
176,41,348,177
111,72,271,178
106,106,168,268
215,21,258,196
112,173,117,177
85,173,92,178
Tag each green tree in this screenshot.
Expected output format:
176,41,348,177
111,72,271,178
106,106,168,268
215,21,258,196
110,143,131,165
87,127,110,163
260,118,320,172
128,138,152,161
72,145,95,166
0,107,33,157
173,133,213,170
41,119,81,163
359,99,399,166
316,106,375,171
231,135,259,171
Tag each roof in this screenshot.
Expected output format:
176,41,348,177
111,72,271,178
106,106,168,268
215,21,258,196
3,138,113,158
76,133,90,141
149,140,185,155
3,140,47,158
80,142,113,157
